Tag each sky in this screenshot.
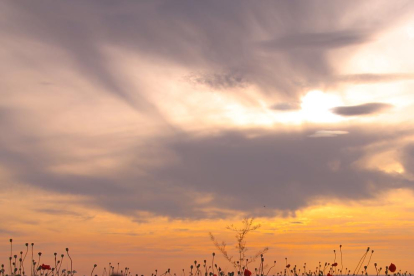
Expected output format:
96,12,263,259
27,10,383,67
1,1,414,275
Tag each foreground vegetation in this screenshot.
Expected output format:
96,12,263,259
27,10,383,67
0,220,409,276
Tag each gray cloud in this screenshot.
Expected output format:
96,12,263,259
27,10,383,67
186,72,248,90
402,144,414,175
331,103,393,116
270,102,301,111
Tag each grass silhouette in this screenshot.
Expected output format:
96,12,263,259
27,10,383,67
1,222,410,276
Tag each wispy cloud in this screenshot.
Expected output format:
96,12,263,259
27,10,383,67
261,30,369,50
330,73,414,84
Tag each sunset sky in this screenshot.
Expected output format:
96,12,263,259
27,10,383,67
1,1,414,275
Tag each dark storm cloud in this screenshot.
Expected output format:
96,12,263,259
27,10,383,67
1,123,412,219
331,103,393,116
144,129,412,217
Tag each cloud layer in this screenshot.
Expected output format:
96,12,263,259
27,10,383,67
1,123,413,219
1,1,414,221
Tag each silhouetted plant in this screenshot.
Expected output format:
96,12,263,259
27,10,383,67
209,218,268,273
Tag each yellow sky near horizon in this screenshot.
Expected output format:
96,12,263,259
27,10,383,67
1,187,413,275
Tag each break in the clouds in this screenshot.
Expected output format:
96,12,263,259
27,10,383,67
308,130,349,138
331,103,393,116
1,1,414,220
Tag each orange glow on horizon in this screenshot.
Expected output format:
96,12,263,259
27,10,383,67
1,188,414,275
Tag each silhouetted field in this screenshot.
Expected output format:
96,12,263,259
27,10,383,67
2,237,407,276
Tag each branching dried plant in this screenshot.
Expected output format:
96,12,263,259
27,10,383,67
209,218,269,274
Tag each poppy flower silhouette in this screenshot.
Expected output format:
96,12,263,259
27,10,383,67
389,263,396,273
40,264,51,270
244,269,252,276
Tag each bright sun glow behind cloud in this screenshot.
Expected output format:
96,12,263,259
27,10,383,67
106,47,350,128
198,89,346,127
300,90,343,123
214,89,347,127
